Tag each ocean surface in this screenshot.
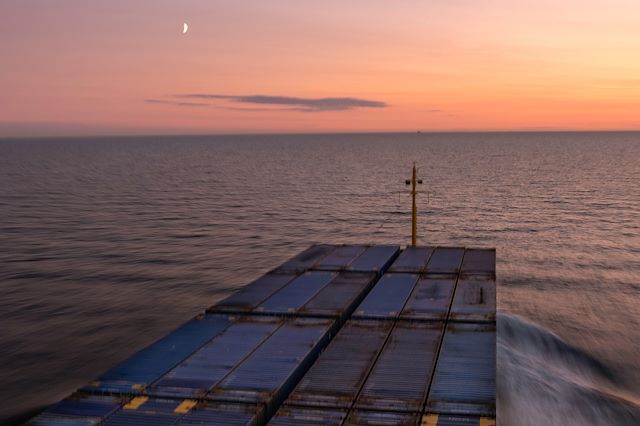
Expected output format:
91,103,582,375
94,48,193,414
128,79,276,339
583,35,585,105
0,132,639,425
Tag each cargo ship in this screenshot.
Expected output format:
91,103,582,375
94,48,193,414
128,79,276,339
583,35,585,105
26,244,496,425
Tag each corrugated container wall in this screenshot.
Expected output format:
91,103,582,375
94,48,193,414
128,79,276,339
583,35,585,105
298,272,376,320
176,401,264,426
83,314,233,394
149,317,283,398
268,406,347,426
255,271,336,315
286,320,393,409
421,413,496,426
460,249,496,276
344,409,419,425
347,245,400,273
388,246,434,273
313,245,367,270
208,273,298,313
427,323,496,416
400,277,456,321
449,278,496,323
209,318,334,417
102,397,185,426
27,394,122,426
274,245,335,273
426,248,465,274
353,274,418,320
355,322,443,413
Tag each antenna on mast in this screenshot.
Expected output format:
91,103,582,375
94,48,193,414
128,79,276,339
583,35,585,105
405,162,423,246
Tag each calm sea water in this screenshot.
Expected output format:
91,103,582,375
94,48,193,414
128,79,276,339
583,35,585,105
1,132,639,424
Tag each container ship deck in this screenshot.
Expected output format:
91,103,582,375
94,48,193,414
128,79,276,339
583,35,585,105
27,244,496,426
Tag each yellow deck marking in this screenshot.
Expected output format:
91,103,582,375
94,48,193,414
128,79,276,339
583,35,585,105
480,418,496,426
174,400,197,414
123,396,148,410
131,384,146,391
421,414,439,426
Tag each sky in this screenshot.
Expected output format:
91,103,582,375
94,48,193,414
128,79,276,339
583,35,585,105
2,0,640,136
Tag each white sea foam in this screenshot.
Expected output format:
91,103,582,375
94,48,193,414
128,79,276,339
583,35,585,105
498,312,640,425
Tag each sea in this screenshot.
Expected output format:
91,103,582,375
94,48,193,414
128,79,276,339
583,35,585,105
0,132,639,425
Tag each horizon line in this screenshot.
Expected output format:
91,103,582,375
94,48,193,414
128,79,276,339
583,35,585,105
2,128,640,140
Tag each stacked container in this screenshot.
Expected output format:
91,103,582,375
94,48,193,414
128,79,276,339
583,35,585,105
272,246,496,426
28,244,496,426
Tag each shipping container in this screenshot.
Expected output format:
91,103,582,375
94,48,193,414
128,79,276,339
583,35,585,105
177,401,264,426
427,323,496,416
425,248,465,274
286,320,393,409
420,413,496,426
344,410,419,425
255,271,337,315
30,244,497,426
449,278,496,323
459,249,495,277
208,318,334,418
27,394,122,426
207,273,299,313
298,272,377,320
347,245,400,273
101,397,186,426
388,246,434,273
149,317,283,398
353,274,418,320
313,245,367,270
274,244,335,272
355,322,443,413
268,406,347,425
83,314,233,394
400,277,456,321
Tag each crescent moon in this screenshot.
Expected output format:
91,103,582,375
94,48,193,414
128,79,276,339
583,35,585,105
182,22,189,34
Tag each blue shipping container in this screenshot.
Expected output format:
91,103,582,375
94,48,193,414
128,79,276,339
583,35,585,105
255,271,336,315
177,401,264,426
347,245,400,273
427,323,496,416
83,314,233,394
353,274,418,320
208,273,298,313
275,245,336,272
268,406,347,426
298,272,376,319
460,249,496,276
313,245,367,270
286,320,393,408
400,277,456,321
388,246,434,273
426,248,465,274
27,394,122,426
208,318,334,416
355,321,443,413
344,410,419,425
102,397,186,426
149,317,283,398
449,278,496,323
421,413,496,426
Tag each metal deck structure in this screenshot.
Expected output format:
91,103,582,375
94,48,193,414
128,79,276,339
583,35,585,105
27,244,496,426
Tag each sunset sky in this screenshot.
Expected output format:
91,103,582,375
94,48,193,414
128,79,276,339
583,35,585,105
2,0,640,136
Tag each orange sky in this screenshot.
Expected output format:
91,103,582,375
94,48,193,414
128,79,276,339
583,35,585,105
2,0,640,136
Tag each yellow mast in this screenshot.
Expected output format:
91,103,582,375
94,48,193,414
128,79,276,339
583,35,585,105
406,162,422,246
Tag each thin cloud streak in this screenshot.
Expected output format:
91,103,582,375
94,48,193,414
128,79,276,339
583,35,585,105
173,94,388,111
145,99,299,112
145,99,209,107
